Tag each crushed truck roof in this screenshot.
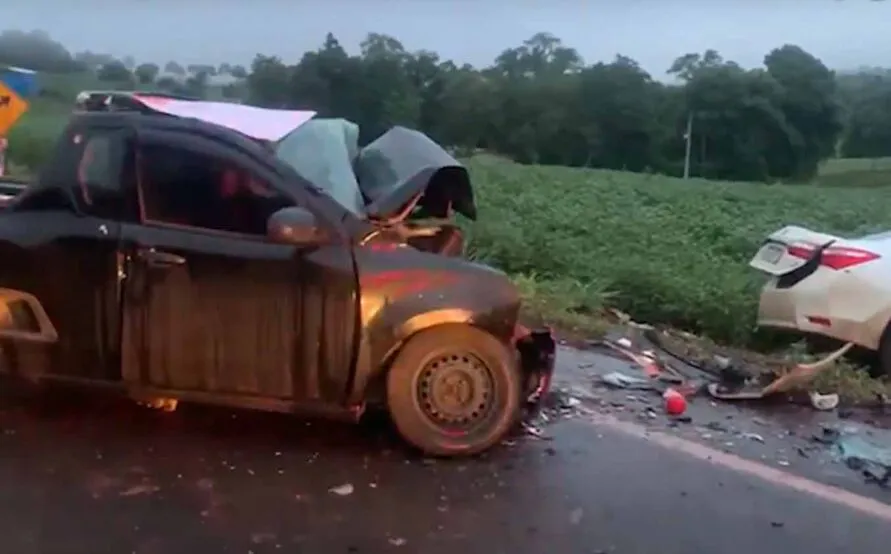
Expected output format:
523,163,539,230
75,91,316,142
73,91,475,222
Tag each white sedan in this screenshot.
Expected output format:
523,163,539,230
750,225,891,376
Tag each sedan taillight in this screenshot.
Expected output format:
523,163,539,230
788,243,880,270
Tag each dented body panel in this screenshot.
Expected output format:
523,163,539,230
348,247,521,404
0,211,121,382
117,224,357,404
751,225,891,350
0,99,556,423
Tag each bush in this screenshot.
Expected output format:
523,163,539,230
5,98,69,171
7,124,56,170
466,155,891,347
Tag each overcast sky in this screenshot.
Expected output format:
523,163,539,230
6,0,891,75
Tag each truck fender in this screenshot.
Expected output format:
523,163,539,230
347,292,518,405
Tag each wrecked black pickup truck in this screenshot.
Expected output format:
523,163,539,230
0,91,555,456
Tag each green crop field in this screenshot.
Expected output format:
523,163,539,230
467,155,891,347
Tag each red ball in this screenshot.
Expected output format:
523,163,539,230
663,388,687,416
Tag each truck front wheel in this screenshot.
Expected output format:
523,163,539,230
386,324,521,456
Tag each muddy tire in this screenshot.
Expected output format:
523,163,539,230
386,324,521,457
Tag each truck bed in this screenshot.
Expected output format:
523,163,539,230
0,177,29,208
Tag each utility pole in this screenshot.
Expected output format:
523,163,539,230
682,111,693,179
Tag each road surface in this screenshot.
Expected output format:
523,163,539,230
0,346,889,554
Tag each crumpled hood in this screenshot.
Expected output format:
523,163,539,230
278,120,476,222
356,126,476,222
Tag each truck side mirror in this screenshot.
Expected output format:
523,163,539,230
267,207,328,245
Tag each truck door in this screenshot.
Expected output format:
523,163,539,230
0,122,134,383
119,130,358,405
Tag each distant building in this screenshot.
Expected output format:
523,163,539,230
153,70,244,101
154,70,189,85
204,73,243,101
0,65,38,98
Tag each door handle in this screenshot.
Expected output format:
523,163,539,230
137,247,186,268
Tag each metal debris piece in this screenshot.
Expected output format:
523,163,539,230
809,392,839,411
137,397,179,412
836,434,891,487
522,422,551,440
329,483,354,496
118,484,160,497
761,342,854,396
601,371,653,390
741,432,765,443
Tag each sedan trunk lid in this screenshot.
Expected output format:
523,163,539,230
750,226,841,276
750,225,884,276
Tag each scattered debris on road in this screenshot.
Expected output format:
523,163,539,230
519,387,591,437
518,319,890,489
521,422,550,439
814,426,891,488
741,432,765,444
809,391,840,411
835,432,891,487
329,483,355,496
601,371,653,390
600,310,862,411
118,483,160,497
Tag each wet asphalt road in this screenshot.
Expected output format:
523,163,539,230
1,347,890,554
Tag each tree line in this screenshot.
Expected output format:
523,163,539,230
3,28,891,183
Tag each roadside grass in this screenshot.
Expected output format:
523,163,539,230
510,273,612,338
3,161,28,177
811,362,891,404
7,98,69,169
7,71,133,171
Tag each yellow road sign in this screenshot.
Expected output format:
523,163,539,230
0,81,28,136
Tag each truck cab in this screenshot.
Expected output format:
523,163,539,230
0,92,555,456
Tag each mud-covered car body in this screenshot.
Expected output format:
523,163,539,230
0,92,555,454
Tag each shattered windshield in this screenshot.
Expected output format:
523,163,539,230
274,118,366,216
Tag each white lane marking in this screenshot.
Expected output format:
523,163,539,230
587,413,891,523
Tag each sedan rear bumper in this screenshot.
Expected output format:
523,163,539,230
757,279,801,330
757,275,887,350
515,326,556,407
